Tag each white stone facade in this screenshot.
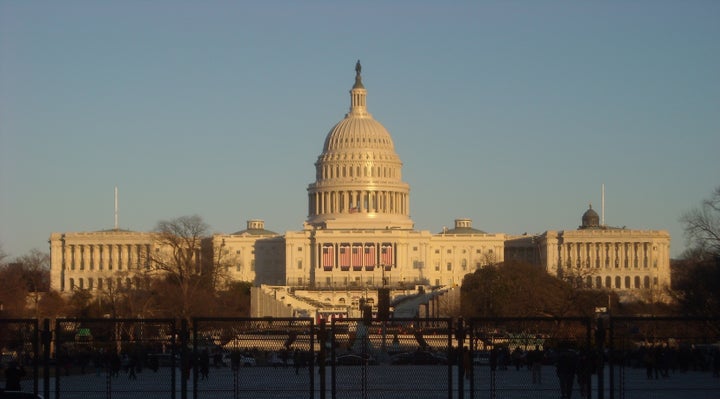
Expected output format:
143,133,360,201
48,63,671,308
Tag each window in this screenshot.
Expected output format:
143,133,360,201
435,263,440,271
78,278,84,289
413,246,418,251
476,249,481,254
446,262,452,271
434,249,440,254
615,276,621,289
625,276,630,288
447,249,452,254
69,278,75,290
236,262,242,272
297,260,303,269
644,276,650,289
97,279,103,290
605,276,612,288
297,247,303,252
298,277,303,285
461,259,467,271
88,278,94,290
634,276,640,288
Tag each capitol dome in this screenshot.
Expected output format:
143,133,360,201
306,61,413,230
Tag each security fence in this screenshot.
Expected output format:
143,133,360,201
52,318,177,399
1,316,718,398
0,318,39,396
191,317,315,399
608,316,720,399
329,317,454,399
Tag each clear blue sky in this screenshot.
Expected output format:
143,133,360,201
1,1,718,260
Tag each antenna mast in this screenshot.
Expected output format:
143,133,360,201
114,186,118,230
601,183,605,226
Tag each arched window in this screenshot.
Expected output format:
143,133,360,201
615,276,621,289
625,276,631,289
69,278,75,290
605,276,612,288
586,276,593,288
644,276,650,289
634,276,640,289
88,278,94,290
79,278,84,289
596,276,602,288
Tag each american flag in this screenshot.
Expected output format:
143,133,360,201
352,245,363,268
339,245,351,270
381,243,393,270
364,244,376,270
322,245,334,270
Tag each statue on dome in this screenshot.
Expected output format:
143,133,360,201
355,60,362,76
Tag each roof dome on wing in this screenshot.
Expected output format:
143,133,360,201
580,204,600,229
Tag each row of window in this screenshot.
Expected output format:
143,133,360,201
564,257,658,269
573,275,659,290
320,163,397,180
66,276,146,292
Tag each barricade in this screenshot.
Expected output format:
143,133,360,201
329,317,454,399
467,317,593,399
52,318,177,399
0,318,39,396
2,316,718,398
191,317,315,399
609,316,720,399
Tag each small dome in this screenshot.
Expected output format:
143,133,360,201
232,219,277,236
580,204,600,229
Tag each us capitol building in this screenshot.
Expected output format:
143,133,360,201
49,62,671,318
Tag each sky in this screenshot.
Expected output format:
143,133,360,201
1,1,718,260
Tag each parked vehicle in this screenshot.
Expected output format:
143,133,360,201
334,353,378,366
390,350,447,365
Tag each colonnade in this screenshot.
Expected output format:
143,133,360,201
557,241,660,270
63,243,151,271
309,189,409,216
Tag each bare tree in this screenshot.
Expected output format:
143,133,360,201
15,249,51,318
680,185,720,259
145,215,216,319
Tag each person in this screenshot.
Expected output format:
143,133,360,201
555,344,578,399
199,349,210,380
511,347,524,371
576,349,592,398
127,355,137,380
5,361,26,391
529,345,544,384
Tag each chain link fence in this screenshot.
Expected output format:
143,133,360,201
52,318,177,399
2,316,719,398
191,317,315,399
329,317,454,399
0,318,39,396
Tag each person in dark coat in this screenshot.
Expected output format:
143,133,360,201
4,361,26,391
555,345,578,399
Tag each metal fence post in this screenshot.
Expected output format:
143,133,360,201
456,317,466,399
181,319,188,399
43,318,51,399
